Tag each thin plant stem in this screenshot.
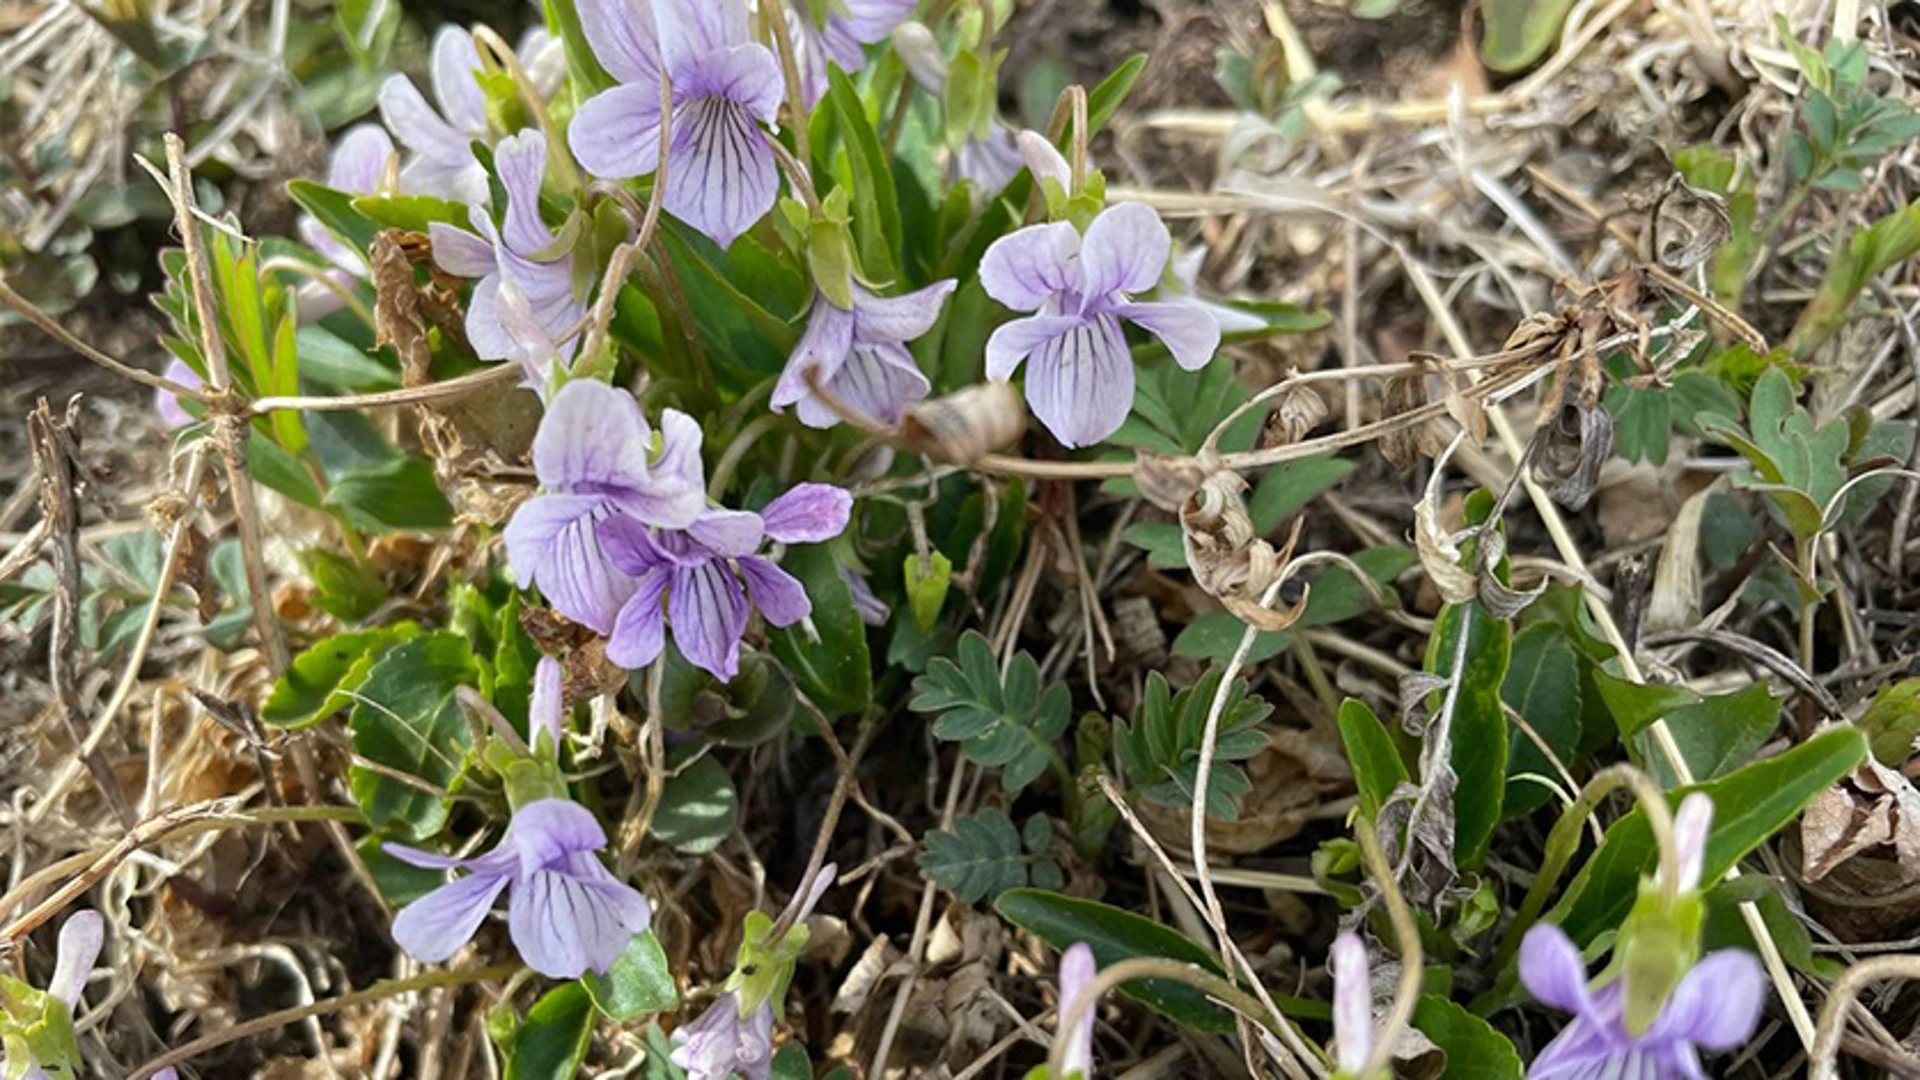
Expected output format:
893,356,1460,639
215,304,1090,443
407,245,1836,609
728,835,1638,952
1810,954,1920,1080
1351,810,1421,1080
129,964,519,1079
763,3,813,172
0,277,214,402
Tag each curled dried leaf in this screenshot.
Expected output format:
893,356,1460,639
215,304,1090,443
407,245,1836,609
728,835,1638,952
1531,347,1614,511
1397,672,1450,736
1379,370,1433,470
1264,382,1329,446
901,382,1026,465
1648,173,1732,273
1133,451,1209,512
1179,471,1307,632
1473,527,1545,619
1412,438,1477,604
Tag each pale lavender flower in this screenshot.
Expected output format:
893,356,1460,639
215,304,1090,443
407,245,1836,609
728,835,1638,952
980,202,1220,448
429,130,588,375
600,484,852,681
503,379,706,635
1668,792,1711,893
569,0,785,248
1520,927,1763,1079
1016,130,1071,191
671,991,775,1080
1057,942,1098,1079
771,280,955,428
670,862,837,1080
296,124,395,320
387,798,651,979
784,0,918,108
841,565,889,626
530,654,565,755
379,27,492,204
155,358,203,429
1329,932,1371,1077
2,911,101,1080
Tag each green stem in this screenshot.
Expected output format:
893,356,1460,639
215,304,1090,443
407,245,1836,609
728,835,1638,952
1489,765,1680,973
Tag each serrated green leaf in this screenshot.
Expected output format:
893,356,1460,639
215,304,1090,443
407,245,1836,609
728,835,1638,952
920,808,1032,903
1113,667,1271,820
912,631,1068,791
1859,679,1920,765
263,623,421,728
347,632,479,839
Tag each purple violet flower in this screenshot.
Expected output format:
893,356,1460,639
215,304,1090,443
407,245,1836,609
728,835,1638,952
296,124,395,321
387,798,652,979
503,379,707,635
569,0,785,249
379,27,493,204
600,484,853,680
1165,247,1267,334
771,280,956,428
429,130,589,375
1329,931,1372,1077
1057,942,1098,1079
980,201,1221,448
155,358,203,430
784,0,917,108
841,565,889,626
3,911,101,1080
671,990,775,1080
1520,926,1763,1080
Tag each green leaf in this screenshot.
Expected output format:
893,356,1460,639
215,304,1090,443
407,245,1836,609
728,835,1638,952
1337,698,1407,820
262,623,421,728
1113,668,1271,820
1247,454,1356,533
1411,995,1524,1080
1082,54,1148,139
296,325,398,391
583,930,678,1019
1120,522,1185,569
771,1044,813,1080
324,456,455,533
1788,201,1920,357
1425,600,1512,868
823,68,902,283
1646,682,1781,783
1590,668,1697,739
769,543,873,717
246,431,326,509
506,983,595,1080
1479,0,1576,73
287,180,378,262
652,754,738,855
1858,679,1920,766
912,632,1069,791
920,808,1037,903
1501,624,1582,818
1547,727,1867,947
993,889,1234,1034
298,547,385,623
347,633,480,840
351,193,469,234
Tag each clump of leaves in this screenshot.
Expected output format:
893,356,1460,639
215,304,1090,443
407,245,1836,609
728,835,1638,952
919,809,1062,904
1113,668,1272,820
1778,22,1920,195
910,630,1070,791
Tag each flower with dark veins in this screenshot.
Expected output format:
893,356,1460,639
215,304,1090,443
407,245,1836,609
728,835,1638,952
428,130,589,375
569,0,785,248
600,484,852,680
980,201,1220,448
503,379,706,635
771,280,956,428
387,799,652,979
